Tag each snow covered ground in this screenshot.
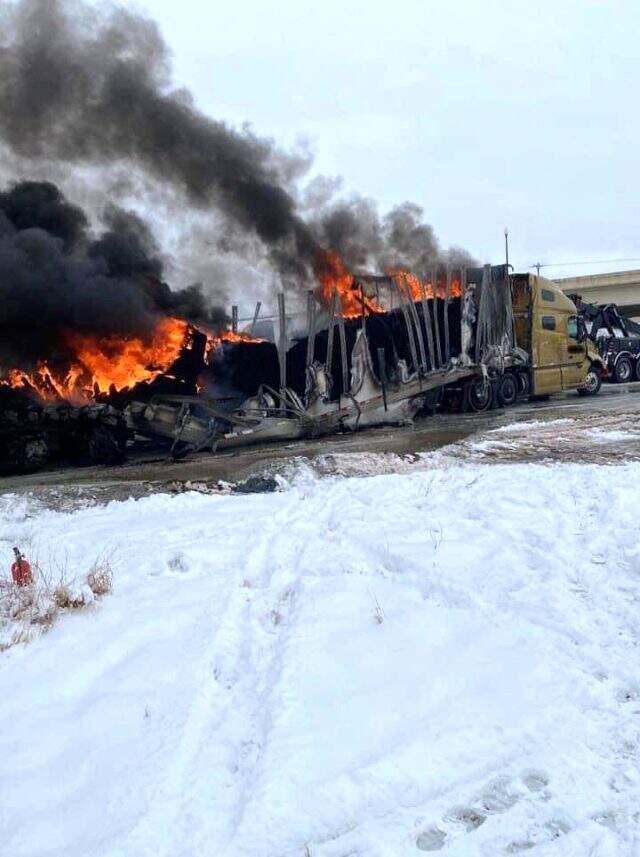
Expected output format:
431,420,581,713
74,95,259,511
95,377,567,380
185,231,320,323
2,447,640,855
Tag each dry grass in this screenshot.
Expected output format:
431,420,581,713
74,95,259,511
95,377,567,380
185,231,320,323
371,594,385,625
0,551,115,653
87,562,113,597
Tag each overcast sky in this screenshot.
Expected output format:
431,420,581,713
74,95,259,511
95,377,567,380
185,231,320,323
134,0,639,278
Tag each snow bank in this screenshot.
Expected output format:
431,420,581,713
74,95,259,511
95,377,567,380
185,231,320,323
1,462,640,856
587,429,640,443
490,418,576,434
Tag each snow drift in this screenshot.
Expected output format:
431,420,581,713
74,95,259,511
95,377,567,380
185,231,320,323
1,461,640,856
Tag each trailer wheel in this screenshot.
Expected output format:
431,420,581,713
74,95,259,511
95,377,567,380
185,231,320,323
86,425,126,465
578,364,602,396
8,435,50,473
516,371,531,398
614,356,633,383
463,378,493,412
496,373,518,407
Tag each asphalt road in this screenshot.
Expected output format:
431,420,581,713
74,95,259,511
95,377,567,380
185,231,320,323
2,384,640,506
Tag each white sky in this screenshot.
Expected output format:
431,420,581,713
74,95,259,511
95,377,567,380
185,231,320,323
134,0,640,278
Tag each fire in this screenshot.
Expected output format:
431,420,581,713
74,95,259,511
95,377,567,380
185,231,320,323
314,250,384,318
66,317,190,396
1,318,264,402
314,250,464,318
204,329,265,361
392,271,463,301
4,364,73,401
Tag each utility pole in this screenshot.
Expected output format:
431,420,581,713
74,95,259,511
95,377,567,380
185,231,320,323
534,262,542,277
504,227,510,270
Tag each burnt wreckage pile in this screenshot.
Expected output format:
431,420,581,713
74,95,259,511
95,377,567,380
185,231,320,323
1,265,514,474
0,390,127,474
127,264,515,455
0,328,209,474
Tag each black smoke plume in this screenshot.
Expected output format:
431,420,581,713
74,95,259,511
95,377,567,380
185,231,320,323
0,0,319,278
0,0,474,289
0,180,225,369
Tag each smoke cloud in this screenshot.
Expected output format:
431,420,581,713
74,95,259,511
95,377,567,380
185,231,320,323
0,0,319,279
0,0,476,381
0,0,474,289
311,198,476,275
0,180,226,369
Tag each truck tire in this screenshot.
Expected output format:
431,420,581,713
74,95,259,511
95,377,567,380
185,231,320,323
496,373,518,407
463,378,493,412
516,371,531,398
8,435,50,473
86,425,126,465
578,364,602,396
614,356,633,383
635,357,640,381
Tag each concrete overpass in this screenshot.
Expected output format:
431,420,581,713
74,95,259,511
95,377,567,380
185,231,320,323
553,269,640,319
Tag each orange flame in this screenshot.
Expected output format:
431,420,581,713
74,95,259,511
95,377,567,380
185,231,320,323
314,250,384,318
392,271,463,301
314,250,464,317
204,328,265,361
1,318,263,402
65,317,190,396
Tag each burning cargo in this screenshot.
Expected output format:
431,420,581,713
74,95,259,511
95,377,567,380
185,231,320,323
0,246,605,475
122,264,521,454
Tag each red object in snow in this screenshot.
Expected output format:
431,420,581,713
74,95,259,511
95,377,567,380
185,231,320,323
11,547,33,587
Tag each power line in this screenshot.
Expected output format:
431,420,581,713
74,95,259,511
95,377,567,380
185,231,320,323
530,257,640,271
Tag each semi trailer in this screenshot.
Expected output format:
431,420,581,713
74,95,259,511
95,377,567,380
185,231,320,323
126,266,604,456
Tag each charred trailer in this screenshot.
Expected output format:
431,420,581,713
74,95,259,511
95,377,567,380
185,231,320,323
290,263,599,420
285,263,522,419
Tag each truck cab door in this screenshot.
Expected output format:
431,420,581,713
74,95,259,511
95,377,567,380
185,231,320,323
533,313,562,394
561,315,588,388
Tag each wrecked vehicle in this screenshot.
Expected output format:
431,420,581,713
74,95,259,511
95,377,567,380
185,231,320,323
1,263,604,471
126,265,604,457
0,390,127,473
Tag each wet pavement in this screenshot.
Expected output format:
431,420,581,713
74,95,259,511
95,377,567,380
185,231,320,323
2,387,640,510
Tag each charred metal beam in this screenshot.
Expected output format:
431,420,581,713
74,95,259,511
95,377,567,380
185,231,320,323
277,292,287,409
325,289,338,377
305,290,317,397
377,347,388,411
444,268,451,363
337,311,349,394
394,279,420,374
420,284,436,371
407,293,427,372
431,268,443,367
250,301,262,332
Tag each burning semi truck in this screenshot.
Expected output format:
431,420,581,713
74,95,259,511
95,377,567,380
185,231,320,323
1,261,603,473
125,264,604,455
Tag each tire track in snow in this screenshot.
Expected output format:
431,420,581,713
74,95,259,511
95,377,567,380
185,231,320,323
117,495,296,856
119,551,243,857
137,491,313,856
207,494,316,855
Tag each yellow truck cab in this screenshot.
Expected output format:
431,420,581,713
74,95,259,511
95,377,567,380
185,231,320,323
512,273,603,396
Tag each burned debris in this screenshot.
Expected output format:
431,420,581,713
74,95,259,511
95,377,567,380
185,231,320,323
118,263,519,459
0,4,531,477
1,259,518,474
0,389,127,474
